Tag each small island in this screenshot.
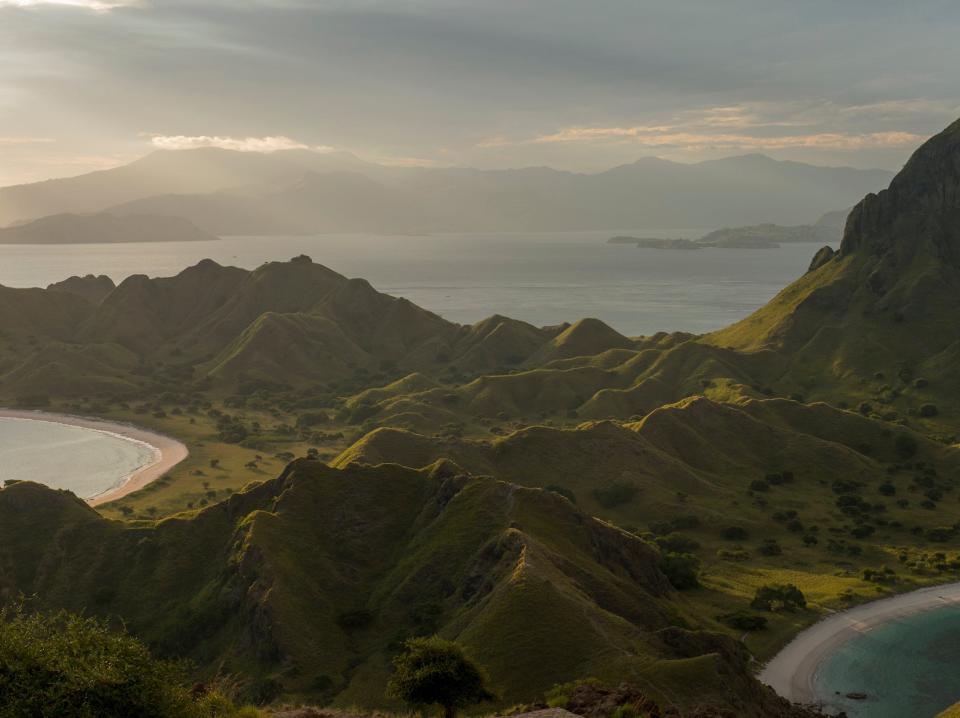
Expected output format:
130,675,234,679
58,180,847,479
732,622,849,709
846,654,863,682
609,220,842,250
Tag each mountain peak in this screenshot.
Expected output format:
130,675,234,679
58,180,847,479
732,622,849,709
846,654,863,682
840,121,954,259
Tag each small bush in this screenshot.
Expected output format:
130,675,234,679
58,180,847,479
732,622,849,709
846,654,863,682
720,526,749,541
659,552,700,590
592,482,639,509
758,539,782,556
895,434,918,459
751,584,806,612
0,608,257,718
655,534,700,553
919,404,939,418
717,611,768,631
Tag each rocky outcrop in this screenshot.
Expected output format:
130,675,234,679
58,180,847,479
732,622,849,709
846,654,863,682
806,245,836,273
47,274,116,304
840,118,960,264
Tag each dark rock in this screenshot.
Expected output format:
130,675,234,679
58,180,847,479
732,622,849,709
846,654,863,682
807,245,836,273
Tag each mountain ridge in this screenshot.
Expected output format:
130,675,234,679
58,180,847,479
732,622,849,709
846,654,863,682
0,148,893,232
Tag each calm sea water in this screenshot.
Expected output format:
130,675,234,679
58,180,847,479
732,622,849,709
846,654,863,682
0,418,156,500
815,604,960,717
0,232,824,336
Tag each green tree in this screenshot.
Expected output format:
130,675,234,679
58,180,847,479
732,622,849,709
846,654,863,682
386,637,495,718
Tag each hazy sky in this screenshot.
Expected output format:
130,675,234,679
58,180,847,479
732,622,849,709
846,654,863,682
1,0,959,186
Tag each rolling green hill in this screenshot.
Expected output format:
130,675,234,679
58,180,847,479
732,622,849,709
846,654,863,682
0,461,805,716
0,256,636,401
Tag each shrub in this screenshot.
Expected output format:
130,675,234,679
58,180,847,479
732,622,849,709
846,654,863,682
750,584,806,612
749,479,770,492
919,404,939,418
650,516,700,535
720,526,749,541
0,608,257,718
386,637,495,718
611,704,648,718
659,552,700,590
655,534,700,553
758,539,782,556
895,434,918,459
592,482,639,509
717,611,768,631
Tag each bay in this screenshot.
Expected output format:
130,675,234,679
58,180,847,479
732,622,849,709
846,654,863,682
0,417,156,500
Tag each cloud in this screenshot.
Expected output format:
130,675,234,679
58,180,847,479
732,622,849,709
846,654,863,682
481,102,931,155
529,127,926,151
0,0,139,10
148,135,323,153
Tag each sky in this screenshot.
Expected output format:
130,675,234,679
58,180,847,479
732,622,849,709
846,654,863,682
1,0,959,186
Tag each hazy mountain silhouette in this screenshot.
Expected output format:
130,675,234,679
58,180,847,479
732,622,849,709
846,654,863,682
0,149,892,234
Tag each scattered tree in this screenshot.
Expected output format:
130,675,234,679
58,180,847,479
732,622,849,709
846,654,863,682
386,637,495,718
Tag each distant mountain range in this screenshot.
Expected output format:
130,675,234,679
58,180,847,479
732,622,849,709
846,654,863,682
0,148,894,234
0,212,216,244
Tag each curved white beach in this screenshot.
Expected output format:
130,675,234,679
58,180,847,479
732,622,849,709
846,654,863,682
0,409,187,505
759,582,960,706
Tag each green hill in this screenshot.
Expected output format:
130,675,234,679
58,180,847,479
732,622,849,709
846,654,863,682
0,461,803,716
0,256,636,400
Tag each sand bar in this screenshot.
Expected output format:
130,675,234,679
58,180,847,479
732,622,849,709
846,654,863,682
0,408,187,505
759,581,960,707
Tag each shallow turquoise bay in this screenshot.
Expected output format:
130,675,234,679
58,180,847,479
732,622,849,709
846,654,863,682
815,603,960,717
0,417,156,499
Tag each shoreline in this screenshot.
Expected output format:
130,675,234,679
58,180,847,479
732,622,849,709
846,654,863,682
0,408,188,506
758,581,960,707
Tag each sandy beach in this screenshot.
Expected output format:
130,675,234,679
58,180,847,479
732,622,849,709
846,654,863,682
759,582,960,707
0,408,188,506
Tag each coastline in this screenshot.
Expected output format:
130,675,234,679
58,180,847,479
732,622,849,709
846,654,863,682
0,408,188,506
759,581,960,707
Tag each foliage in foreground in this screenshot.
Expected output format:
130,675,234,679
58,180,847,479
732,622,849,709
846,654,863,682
0,608,259,718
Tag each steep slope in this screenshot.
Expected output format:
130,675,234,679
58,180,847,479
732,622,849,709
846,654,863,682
699,118,960,424
0,460,799,714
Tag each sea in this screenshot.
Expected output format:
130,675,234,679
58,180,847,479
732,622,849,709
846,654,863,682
0,231,825,336
814,603,960,717
0,417,156,500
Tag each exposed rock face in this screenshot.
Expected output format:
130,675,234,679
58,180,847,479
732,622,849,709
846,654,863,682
806,245,836,273
841,118,960,265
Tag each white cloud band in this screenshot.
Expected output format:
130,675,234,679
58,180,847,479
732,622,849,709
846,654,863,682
149,135,319,153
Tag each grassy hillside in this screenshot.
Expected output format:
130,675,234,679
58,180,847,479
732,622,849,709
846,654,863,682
335,396,960,655
0,461,809,715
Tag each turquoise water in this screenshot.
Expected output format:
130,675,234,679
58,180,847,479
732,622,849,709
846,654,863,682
0,417,156,500
0,232,824,336
815,604,960,717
